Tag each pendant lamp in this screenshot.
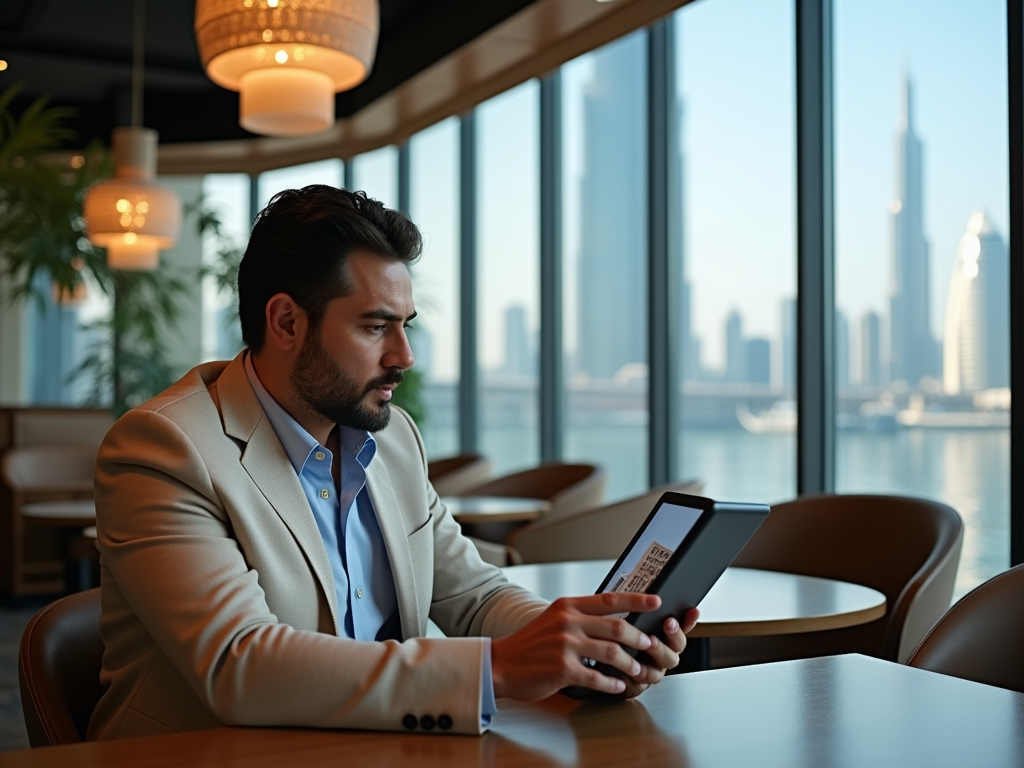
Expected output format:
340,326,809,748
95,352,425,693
195,0,379,137
83,0,181,271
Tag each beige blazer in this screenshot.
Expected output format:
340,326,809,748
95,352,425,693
88,354,547,740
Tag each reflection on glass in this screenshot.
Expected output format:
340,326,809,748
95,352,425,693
410,118,460,457
201,173,250,362
834,0,1009,596
257,159,343,209
353,146,398,209
477,81,540,474
674,0,796,504
563,31,648,501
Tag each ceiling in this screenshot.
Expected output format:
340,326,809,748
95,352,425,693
0,0,539,148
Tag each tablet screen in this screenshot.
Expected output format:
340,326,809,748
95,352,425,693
602,503,704,594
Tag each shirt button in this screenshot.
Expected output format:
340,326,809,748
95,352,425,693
314,451,326,461
355,588,363,599
320,489,330,499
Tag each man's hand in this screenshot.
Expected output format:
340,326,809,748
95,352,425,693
490,592,700,701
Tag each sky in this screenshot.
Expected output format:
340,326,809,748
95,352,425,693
199,0,1010,382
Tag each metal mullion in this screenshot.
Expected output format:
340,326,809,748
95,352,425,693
795,0,835,494
540,71,564,463
647,19,679,488
397,141,411,216
343,158,354,191
459,112,479,453
248,173,259,225
1009,0,1024,565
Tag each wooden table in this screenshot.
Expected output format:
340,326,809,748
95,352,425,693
442,496,551,525
20,499,95,526
6,655,1023,767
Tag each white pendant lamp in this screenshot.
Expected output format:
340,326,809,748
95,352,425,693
83,0,182,271
195,0,379,137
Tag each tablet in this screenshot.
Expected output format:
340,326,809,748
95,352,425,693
596,491,770,656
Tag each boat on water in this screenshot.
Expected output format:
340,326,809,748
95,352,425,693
736,400,796,434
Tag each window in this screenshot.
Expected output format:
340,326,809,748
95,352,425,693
257,159,343,209
834,0,1009,596
352,147,398,209
476,82,541,474
562,32,648,501
201,173,250,362
673,0,797,503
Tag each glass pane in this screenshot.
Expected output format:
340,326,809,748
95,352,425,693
834,0,1009,597
477,82,541,475
673,0,797,504
257,158,343,209
353,146,398,209
410,118,461,458
563,32,648,501
201,173,250,362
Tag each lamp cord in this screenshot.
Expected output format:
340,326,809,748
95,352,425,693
131,0,145,128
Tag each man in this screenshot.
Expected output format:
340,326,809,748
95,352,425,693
89,185,698,740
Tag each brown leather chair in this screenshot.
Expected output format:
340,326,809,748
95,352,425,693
18,588,105,747
507,480,704,564
907,564,1024,694
460,463,606,520
427,454,492,497
712,494,963,668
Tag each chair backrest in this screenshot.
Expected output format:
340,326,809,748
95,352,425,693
462,463,606,520
1,445,98,491
508,480,704,564
428,454,492,497
907,564,1024,693
726,494,963,664
18,588,105,747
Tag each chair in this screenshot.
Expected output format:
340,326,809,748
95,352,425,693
507,480,704,564
1,445,98,597
712,494,963,668
907,564,1024,694
460,463,607,521
18,588,105,747
468,536,523,568
428,454,492,497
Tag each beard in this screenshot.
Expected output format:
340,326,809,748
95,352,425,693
290,330,404,433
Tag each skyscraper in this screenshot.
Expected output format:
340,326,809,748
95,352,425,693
503,304,533,377
859,311,882,389
835,310,850,391
887,75,935,386
576,36,646,381
943,210,1009,393
744,338,771,386
773,298,796,392
724,310,745,382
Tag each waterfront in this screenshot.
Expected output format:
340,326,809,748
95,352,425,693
426,423,1009,600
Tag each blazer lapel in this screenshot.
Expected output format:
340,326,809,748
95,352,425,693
216,354,342,635
364,457,421,639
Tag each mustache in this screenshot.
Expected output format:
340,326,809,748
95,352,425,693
364,369,405,394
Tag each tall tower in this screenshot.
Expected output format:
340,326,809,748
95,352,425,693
943,210,1009,393
887,75,935,386
724,310,745,382
576,37,646,381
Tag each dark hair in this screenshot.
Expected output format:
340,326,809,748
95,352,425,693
238,184,422,352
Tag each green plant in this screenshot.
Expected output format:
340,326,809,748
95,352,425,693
0,84,187,415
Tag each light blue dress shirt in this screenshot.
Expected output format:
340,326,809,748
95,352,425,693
243,355,496,721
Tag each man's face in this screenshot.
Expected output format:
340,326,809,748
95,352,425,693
290,249,416,433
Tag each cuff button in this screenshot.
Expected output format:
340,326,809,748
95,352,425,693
420,715,436,731
403,714,417,730
438,714,453,731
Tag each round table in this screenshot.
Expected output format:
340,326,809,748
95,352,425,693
501,559,887,639
21,499,96,526
442,496,551,525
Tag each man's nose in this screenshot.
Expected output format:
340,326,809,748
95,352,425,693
385,329,415,370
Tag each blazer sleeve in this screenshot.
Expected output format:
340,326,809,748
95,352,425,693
96,406,512,736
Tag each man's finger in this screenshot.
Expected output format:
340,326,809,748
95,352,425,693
577,638,646,680
569,591,662,616
662,616,687,654
644,633,681,671
580,616,653,654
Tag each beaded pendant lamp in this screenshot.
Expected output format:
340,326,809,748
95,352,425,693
83,1,181,271
194,0,379,137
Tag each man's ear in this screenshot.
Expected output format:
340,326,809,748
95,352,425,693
264,293,307,352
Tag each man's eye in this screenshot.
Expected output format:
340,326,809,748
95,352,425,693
369,324,386,333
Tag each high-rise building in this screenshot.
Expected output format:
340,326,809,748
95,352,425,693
858,311,882,389
835,310,850,391
887,75,936,387
773,298,796,392
576,37,646,381
724,310,745,382
744,338,771,386
503,304,533,377
943,210,1009,393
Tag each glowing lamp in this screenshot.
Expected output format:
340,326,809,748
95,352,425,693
195,0,379,137
84,128,182,271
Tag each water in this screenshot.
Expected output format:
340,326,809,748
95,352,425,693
425,423,1009,599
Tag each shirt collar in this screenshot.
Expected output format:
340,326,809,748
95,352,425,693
242,352,377,475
